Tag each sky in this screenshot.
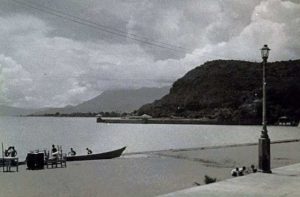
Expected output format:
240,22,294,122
0,0,299,108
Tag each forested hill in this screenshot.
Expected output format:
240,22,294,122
137,59,300,124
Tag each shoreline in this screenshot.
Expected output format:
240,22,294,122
123,138,300,156
12,139,300,165
2,140,300,197
97,117,299,126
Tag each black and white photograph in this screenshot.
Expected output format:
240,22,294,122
0,0,299,196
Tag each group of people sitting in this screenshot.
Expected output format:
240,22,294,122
231,165,257,177
5,145,94,160
68,147,93,156
51,144,93,157
4,146,17,157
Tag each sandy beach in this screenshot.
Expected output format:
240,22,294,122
1,140,300,197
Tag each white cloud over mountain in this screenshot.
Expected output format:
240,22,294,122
0,0,299,108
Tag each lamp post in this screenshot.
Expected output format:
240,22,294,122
258,44,271,173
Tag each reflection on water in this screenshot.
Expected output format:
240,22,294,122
0,116,299,160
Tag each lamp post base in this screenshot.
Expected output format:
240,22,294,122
258,137,272,173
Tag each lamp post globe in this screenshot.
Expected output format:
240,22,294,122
258,44,272,173
261,44,270,60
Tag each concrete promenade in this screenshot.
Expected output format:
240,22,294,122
158,163,300,197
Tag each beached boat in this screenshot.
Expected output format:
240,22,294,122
66,146,126,161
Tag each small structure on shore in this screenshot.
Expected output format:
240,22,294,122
277,116,299,126
96,114,102,122
128,114,152,120
141,114,152,119
140,114,152,123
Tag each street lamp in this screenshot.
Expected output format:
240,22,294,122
258,44,271,173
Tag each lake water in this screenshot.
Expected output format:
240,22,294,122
0,116,299,160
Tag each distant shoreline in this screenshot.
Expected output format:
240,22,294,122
96,117,299,126
98,117,220,125
22,115,299,126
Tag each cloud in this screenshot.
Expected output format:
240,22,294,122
0,0,299,108
0,54,33,106
0,14,184,107
187,0,300,62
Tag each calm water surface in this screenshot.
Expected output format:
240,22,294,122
0,116,299,160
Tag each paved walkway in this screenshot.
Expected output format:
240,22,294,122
158,163,300,197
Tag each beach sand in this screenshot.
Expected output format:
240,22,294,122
1,140,300,197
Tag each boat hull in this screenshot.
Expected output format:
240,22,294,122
66,146,126,161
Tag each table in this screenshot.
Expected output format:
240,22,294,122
26,152,44,170
2,157,19,172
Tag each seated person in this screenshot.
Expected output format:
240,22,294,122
251,164,257,173
68,148,76,156
231,167,239,177
51,144,58,157
4,146,18,166
238,166,247,176
5,146,17,157
10,146,17,157
4,146,12,157
86,148,93,155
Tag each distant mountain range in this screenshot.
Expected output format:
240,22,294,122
0,86,170,116
0,105,37,116
31,86,170,115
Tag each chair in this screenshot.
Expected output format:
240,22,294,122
3,157,19,172
1,144,19,172
45,146,67,168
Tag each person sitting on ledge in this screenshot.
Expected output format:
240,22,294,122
68,148,76,156
231,167,239,177
86,148,93,155
251,164,257,173
238,166,247,176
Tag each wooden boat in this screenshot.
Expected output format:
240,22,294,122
66,146,126,161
